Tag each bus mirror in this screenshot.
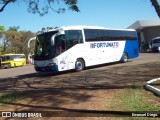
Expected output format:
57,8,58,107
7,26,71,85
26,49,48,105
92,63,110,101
51,34,57,46
28,37,36,48
51,30,65,45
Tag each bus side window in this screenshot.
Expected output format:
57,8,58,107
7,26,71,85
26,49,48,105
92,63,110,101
65,30,83,50
6,56,10,60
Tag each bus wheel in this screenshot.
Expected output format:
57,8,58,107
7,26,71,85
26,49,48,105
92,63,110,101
75,59,84,72
122,53,128,63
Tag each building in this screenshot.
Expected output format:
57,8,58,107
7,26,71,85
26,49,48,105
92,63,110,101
128,19,160,51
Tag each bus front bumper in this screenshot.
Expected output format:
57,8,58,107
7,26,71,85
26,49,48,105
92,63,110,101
0,62,11,68
34,65,59,72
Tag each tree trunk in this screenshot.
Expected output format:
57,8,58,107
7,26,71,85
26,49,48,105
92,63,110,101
150,0,160,18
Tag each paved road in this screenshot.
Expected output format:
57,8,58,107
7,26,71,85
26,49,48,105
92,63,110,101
0,64,35,79
0,53,160,91
0,53,160,79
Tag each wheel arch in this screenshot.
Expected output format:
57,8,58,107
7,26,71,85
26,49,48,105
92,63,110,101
76,57,86,68
121,52,129,63
124,52,128,58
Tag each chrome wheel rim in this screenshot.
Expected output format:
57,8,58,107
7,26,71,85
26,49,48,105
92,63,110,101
124,54,128,62
76,61,82,70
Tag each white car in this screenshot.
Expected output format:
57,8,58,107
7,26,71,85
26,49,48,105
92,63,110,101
149,37,160,52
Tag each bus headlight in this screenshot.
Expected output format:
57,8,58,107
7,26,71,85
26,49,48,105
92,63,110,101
47,63,55,67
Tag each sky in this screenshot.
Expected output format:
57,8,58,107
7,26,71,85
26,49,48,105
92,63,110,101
0,0,159,33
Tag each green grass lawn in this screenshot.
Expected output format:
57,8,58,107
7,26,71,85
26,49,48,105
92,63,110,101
0,91,28,106
105,85,160,119
107,83,160,111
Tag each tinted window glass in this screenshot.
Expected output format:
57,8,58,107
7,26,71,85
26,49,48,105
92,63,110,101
55,35,66,55
84,29,137,42
16,55,25,58
65,30,83,49
153,39,160,43
34,31,58,60
84,29,100,41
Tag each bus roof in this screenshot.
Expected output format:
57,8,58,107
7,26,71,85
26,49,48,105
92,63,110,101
0,54,25,56
47,26,136,32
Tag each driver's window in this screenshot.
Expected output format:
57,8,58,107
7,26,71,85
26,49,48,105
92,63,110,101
55,35,65,53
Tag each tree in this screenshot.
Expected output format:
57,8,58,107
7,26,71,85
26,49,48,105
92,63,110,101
0,26,5,53
8,26,20,31
1,26,35,54
0,26,21,53
0,0,79,16
0,26,5,37
20,31,35,55
4,30,22,53
150,0,160,17
0,26,5,32
0,0,16,12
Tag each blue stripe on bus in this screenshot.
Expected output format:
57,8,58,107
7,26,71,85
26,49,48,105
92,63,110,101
121,40,139,60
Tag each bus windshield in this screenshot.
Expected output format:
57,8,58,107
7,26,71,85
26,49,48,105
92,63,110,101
34,31,58,60
0,55,25,62
1,56,11,62
1,55,16,62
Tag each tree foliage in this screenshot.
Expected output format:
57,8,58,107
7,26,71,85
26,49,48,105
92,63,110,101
0,0,79,16
0,26,5,38
0,26,35,55
8,26,20,31
0,0,16,12
0,26,5,32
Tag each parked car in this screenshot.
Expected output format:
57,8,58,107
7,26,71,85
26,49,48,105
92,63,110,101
149,37,160,53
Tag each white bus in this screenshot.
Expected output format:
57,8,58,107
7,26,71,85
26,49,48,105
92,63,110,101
32,26,139,72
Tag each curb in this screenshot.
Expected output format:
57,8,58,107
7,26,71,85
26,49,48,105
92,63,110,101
145,78,160,96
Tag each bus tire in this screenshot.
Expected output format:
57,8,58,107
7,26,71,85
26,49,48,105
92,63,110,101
75,59,84,72
122,53,128,63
